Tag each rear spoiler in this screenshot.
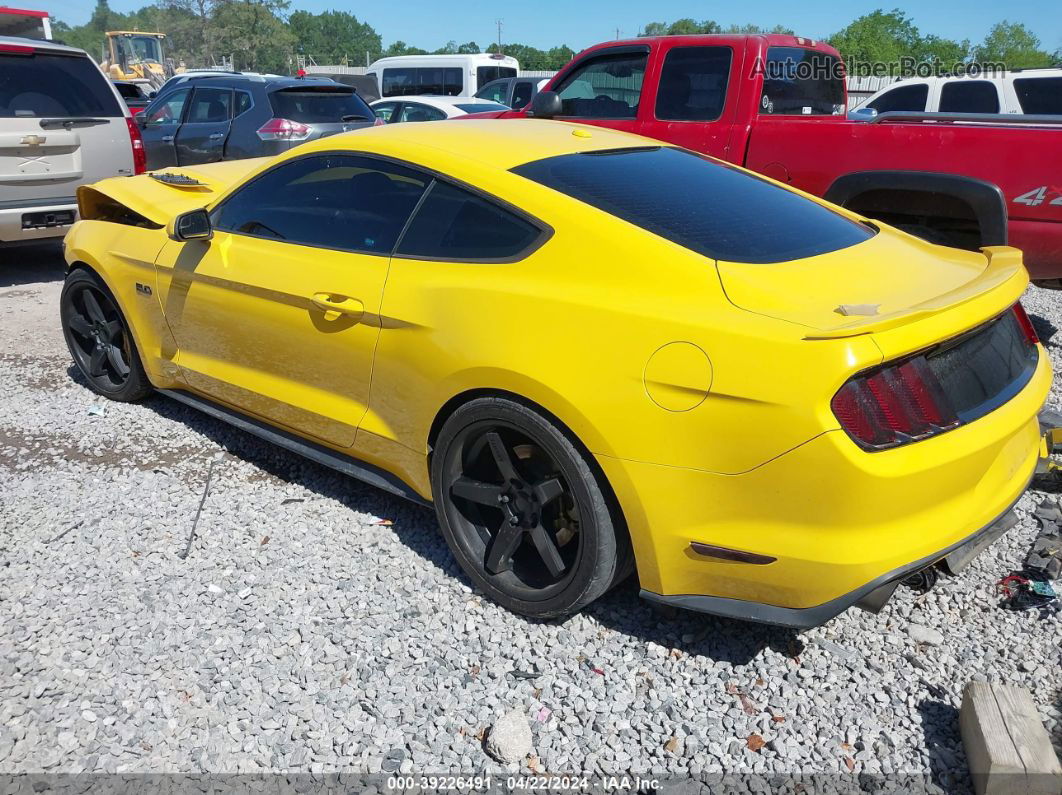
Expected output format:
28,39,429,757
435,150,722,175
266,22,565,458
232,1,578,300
804,247,1027,340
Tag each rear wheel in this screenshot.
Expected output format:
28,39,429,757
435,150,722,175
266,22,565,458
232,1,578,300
431,397,629,618
61,268,152,402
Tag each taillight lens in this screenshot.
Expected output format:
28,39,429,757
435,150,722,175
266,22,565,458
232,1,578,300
831,303,1037,450
125,117,146,175
256,118,312,141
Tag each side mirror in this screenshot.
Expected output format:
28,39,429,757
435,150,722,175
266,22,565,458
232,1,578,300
148,91,157,99
529,90,562,119
170,208,212,241
847,107,878,122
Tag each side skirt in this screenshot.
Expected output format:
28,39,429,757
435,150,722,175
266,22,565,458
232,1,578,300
159,388,431,508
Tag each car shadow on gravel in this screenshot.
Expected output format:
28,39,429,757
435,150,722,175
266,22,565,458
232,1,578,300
125,386,804,663
1030,312,1058,348
0,241,65,288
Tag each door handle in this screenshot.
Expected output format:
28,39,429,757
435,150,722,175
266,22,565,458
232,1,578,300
161,135,175,142
311,292,364,320
209,132,225,140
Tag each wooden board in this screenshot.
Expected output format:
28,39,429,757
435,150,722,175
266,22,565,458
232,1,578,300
960,681,1062,795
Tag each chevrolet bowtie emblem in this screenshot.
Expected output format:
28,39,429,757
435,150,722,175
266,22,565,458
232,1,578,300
20,134,46,146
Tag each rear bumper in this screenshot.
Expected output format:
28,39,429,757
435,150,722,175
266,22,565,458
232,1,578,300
0,197,77,242
598,347,1050,627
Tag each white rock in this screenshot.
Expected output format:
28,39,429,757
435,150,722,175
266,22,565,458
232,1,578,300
485,708,532,763
907,623,944,646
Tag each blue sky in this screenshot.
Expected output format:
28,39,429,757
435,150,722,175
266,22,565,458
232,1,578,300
51,0,1062,55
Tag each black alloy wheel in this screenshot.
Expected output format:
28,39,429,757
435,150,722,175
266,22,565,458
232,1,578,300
432,397,630,618
61,269,152,401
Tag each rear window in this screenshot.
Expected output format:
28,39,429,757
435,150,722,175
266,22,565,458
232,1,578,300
268,87,372,123
455,102,509,113
1014,77,1062,114
760,47,845,116
477,65,517,86
939,81,999,113
0,51,123,118
511,147,873,264
382,67,462,97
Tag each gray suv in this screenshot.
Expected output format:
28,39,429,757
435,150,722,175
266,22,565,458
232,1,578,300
137,74,377,169
0,36,140,244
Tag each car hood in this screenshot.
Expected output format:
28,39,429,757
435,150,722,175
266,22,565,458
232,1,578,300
715,230,1027,339
78,157,271,226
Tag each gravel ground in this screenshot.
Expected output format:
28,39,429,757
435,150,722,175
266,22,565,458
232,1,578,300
1,243,1060,790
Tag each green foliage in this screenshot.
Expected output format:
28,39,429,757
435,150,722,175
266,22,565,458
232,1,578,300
289,9,381,65
828,9,924,65
973,21,1055,68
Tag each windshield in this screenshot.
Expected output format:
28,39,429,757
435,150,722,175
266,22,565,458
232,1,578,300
118,35,163,63
477,65,516,86
759,47,845,116
511,147,873,264
269,88,373,123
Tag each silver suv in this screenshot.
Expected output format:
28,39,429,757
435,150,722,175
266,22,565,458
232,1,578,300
0,36,144,244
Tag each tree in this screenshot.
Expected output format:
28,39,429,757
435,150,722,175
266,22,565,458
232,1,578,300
288,9,381,65
973,21,1054,68
382,41,428,57
916,35,970,67
828,9,922,66
641,22,667,37
456,41,480,54
209,0,293,72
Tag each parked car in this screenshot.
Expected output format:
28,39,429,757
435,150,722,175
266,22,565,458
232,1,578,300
464,34,1062,283
366,53,518,98
112,79,152,112
475,76,549,109
308,72,380,103
136,73,377,169
0,36,144,244
152,70,282,97
62,120,1048,626
858,69,1062,116
371,96,509,123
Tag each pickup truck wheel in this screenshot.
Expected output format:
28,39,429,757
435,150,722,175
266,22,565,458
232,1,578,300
61,269,152,402
431,397,629,619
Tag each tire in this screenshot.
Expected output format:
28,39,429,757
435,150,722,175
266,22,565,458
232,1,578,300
431,396,630,619
60,268,153,402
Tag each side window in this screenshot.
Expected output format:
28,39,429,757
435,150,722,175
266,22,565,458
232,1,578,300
512,81,534,109
235,91,253,117
476,81,508,105
382,67,462,97
656,46,732,121
939,81,999,113
399,103,446,122
553,50,648,119
397,180,543,261
373,102,398,122
187,87,232,123
212,155,430,254
145,88,189,126
867,84,929,113
1014,77,1062,114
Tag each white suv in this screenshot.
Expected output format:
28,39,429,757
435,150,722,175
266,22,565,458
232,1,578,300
0,36,145,244
858,69,1062,116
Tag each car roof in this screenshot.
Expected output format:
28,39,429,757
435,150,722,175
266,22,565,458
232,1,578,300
0,35,90,56
166,73,346,90
299,118,665,171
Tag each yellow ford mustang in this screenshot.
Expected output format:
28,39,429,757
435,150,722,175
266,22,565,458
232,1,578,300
60,119,1049,626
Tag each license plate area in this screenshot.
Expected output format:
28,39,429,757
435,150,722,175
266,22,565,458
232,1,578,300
22,209,75,229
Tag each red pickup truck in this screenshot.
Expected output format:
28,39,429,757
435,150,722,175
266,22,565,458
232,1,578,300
465,34,1062,282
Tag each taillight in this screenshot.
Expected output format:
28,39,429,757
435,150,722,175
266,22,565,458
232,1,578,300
1013,302,1039,344
256,118,312,141
0,43,34,54
831,302,1038,450
125,117,146,175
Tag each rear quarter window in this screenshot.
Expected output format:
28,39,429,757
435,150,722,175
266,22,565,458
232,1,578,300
1014,77,1062,114
0,50,123,118
268,87,373,123
511,147,873,264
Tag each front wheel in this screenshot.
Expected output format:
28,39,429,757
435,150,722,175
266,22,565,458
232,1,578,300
60,268,153,402
431,396,630,619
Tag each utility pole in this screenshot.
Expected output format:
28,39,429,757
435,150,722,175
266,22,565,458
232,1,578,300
495,19,503,54
615,27,621,40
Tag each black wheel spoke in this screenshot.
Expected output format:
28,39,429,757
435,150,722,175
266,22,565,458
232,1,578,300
451,476,503,506
102,320,123,344
486,431,520,483
529,523,566,578
532,477,564,506
485,523,524,574
105,345,130,377
68,313,93,339
88,347,107,377
83,290,107,324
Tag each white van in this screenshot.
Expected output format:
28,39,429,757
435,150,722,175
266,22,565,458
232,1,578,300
367,53,519,99
859,69,1062,116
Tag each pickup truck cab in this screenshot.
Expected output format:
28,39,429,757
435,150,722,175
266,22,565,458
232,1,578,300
472,34,1062,282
